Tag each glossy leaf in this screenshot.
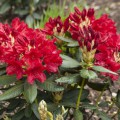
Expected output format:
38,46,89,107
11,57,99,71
55,74,80,84
80,69,89,79
74,110,83,120
67,41,79,47
0,83,24,101
62,88,89,104
93,66,117,75
87,82,109,91
96,110,112,120
24,82,37,103
31,103,40,119
12,109,24,120
25,104,32,118
60,54,80,68
80,69,98,79
0,75,17,86
55,36,75,42
0,2,11,14
37,80,64,92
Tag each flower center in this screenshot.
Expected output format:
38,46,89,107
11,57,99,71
114,52,120,63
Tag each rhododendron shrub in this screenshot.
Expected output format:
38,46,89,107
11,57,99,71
0,7,120,120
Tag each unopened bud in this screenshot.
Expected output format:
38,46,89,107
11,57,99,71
38,100,47,120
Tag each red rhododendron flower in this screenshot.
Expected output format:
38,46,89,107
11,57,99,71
42,16,69,36
0,18,62,84
68,7,120,80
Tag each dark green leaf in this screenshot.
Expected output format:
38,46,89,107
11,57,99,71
87,82,109,91
14,9,29,16
98,101,109,107
24,82,37,103
7,99,21,110
55,74,81,84
74,110,83,120
60,54,80,68
37,80,64,92
0,83,24,101
116,90,120,108
0,75,17,86
12,109,24,120
47,103,58,112
93,66,117,75
96,110,112,120
82,104,97,110
25,104,32,118
31,103,40,119
0,2,11,14
118,111,120,120
62,88,89,104
0,70,6,75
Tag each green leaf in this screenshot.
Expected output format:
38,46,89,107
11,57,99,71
87,82,109,91
55,36,75,42
82,104,97,110
25,104,32,118
96,110,112,120
74,110,83,120
67,41,79,47
80,69,89,79
12,109,24,120
31,103,40,119
80,69,98,79
25,15,34,27
0,70,6,75
33,13,41,19
60,54,80,68
118,111,120,120
0,83,24,101
0,75,17,86
63,88,89,104
92,66,117,75
24,82,37,103
55,74,80,84
98,101,109,107
0,2,11,14
7,99,21,110
88,70,98,79
14,9,29,16
116,90,120,108
37,80,64,92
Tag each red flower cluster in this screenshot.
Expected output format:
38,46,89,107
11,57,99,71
42,16,69,36
68,7,120,80
0,18,62,84
43,7,120,80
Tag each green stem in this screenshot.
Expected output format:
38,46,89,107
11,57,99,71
76,78,86,110
96,86,106,107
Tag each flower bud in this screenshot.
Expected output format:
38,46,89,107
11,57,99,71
38,100,47,120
